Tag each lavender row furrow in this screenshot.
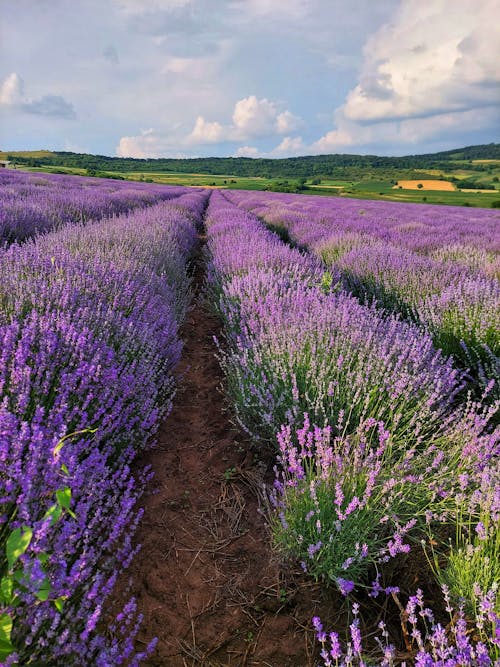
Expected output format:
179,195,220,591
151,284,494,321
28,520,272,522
226,190,500,405
0,169,187,244
0,190,207,664
226,190,500,259
205,191,499,665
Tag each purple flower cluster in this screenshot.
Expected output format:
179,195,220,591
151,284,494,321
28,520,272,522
0,188,207,663
204,190,499,662
314,585,499,666
225,190,500,403
226,190,500,259
205,193,491,446
0,169,187,244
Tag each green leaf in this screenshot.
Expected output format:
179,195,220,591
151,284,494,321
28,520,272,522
35,578,51,602
53,437,66,457
0,614,12,640
54,596,67,613
43,504,62,526
60,463,69,476
56,487,71,510
6,527,32,568
0,637,15,660
53,428,97,457
12,571,24,584
0,577,13,604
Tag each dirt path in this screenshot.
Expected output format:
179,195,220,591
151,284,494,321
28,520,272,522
119,236,324,666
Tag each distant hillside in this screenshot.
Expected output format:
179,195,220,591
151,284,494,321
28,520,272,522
2,143,499,179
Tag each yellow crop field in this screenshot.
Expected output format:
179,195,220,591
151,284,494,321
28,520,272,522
394,179,456,191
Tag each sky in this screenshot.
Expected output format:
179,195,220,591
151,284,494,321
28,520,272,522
0,0,499,159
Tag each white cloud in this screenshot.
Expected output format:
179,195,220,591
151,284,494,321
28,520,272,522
229,0,309,20
311,119,357,152
0,72,75,119
185,95,303,145
5,0,496,158
235,136,306,158
272,135,306,156
310,0,500,153
0,72,24,105
311,106,500,155
117,129,156,158
342,0,500,123
234,145,259,157
188,116,225,143
275,110,303,134
161,39,233,80
112,0,191,15
232,95,277,137
162,57,194,75
119,96,305,156
116,128,190,158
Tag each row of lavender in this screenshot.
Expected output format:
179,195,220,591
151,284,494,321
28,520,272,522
205,191,499,665
226,191,500,407
226,191,500,266
0,169,187,244
0,191,206,664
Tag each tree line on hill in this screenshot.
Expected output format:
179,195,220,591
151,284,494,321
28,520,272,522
7,144,500,179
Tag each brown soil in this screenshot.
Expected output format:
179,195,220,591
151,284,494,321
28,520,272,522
113,237,330,666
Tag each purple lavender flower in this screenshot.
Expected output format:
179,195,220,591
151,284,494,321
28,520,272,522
0,185,208,663
336,577,355,596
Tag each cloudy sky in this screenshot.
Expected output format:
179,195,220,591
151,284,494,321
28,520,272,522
1,0,499,158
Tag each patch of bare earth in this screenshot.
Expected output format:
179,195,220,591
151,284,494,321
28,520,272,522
110,236,335,666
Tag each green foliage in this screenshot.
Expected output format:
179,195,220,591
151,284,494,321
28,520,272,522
10,143,500,178
273,452,396,585
0,431,90,661
223,467,236,481
459,178,491,189
265,180,305,193
13,145,500,208
5,528,32,570
425,485,500,616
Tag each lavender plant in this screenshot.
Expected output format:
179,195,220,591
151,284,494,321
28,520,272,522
206,194,473,447
0,189,208,662
225,190,500,404
0,169,187,244
314,585,499,666
205,190,499,661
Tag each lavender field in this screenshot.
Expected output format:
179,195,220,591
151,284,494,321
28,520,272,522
1,171,499,666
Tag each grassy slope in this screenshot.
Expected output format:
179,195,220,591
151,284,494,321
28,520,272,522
4,150,500,208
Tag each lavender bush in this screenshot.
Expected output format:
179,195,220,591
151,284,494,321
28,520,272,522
226,190,500,258
205,191,499,662
206,194,484,448
272,413,499,597
0,169,187,244
225,190,500,406
314,585,499,666
0,190,207,663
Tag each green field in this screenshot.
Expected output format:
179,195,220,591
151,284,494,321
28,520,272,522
3,148,500,208
315,176,500,207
